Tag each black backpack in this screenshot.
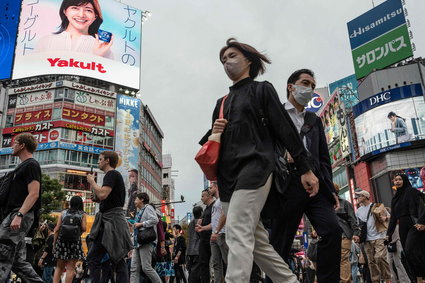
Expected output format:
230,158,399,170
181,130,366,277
0,172,15,207
59,210,82,242
0,160,32,214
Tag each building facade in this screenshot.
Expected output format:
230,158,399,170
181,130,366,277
350,60,425,207
0,75,165,215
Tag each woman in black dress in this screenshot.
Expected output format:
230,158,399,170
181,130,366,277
53,196,86,283
387,173,425,282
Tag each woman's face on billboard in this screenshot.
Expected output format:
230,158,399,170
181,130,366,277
64,3,97,35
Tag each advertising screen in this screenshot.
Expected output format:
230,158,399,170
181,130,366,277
13,0,142,89
115,94,140,215
319,91,350,167
0,0,21,80
390,167,425,192
347,0,413,79
353,84,425,156
329,74,359,109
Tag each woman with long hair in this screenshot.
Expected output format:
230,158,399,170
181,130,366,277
387,112,408,143
36,0,113,58
53,196,87,283
387,173,425,282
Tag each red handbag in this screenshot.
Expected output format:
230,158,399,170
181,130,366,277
195,95,228,181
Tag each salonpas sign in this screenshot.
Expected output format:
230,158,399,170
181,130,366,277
347,0,413,79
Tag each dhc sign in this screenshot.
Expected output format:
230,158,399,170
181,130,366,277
369,91,391,106
353,83,423,118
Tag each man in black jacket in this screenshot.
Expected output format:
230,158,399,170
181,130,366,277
173,224,187,283
270,69,342,283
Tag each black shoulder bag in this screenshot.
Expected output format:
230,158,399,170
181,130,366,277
137,206,157,245
359,203,374,243
254,83,291,196
0,160,32,219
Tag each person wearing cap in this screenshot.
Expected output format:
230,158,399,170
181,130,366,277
334,183,360,283
355,190,391,283
38,222,56,283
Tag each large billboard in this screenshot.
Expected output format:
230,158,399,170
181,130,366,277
390,167,425,192
347,0,413,79
319,90,350,167
115,94,140,213
329,74,359,109
0,0,21,80
13,0,142,89
353,84,425,156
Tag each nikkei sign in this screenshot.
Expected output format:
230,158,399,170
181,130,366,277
347,0,413,79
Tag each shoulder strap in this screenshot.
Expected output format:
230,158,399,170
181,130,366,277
254,82,269,127
366,203,374,221
300,111,317,138
219,95,228,119
61,210,68,221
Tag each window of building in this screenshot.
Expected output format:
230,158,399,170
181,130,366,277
64,88,75,101
105,116,114,128
52,108,62,119
5,115,14,127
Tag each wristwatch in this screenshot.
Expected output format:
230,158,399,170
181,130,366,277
213,230,218,234
16,212,24,218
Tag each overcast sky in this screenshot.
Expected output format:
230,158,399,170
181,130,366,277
124,0,425,219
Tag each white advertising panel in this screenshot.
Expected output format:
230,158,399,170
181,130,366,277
15,90,55,108
13,0,142,89
74,90,115,111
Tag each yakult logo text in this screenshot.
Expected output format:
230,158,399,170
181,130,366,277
47,58,107,73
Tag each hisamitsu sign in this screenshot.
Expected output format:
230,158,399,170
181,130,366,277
347,0,406,49
347,0,413,79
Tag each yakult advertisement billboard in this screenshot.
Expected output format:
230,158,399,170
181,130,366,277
13,0,142,89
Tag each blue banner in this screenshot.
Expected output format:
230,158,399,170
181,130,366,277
115,94,141,210
329,74,359,109
347,0,405,50
59,142,108,154
353,84,423,118
0,0,22,80
0,141,107,155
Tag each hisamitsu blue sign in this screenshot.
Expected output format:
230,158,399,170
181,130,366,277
353,84,423,118
347,0,406,50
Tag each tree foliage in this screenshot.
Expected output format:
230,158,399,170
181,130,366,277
40,174,65,222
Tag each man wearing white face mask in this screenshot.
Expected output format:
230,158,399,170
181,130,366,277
269,69,342,283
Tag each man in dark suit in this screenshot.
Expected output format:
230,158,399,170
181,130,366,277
269,69,342,283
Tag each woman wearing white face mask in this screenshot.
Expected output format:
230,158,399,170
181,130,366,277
198,38,319,283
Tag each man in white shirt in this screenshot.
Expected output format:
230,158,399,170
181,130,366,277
355,190,391,283
270,69,341,283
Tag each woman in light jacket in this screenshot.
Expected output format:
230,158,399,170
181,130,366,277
129,192,161,283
